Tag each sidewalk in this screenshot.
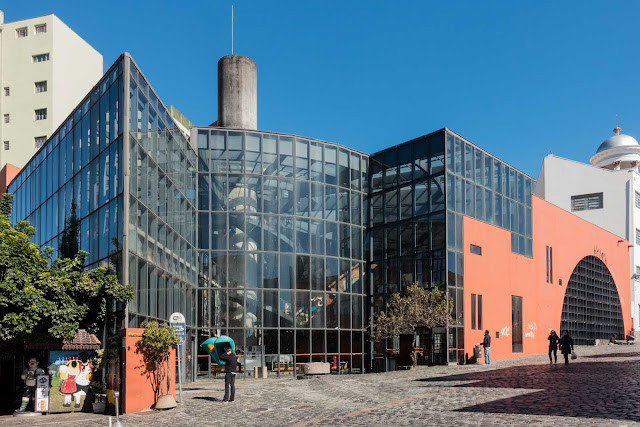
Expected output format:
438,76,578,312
3,344,640,426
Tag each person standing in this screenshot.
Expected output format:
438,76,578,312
548,330,560,364
219,347,238,402
16,357,45,412
482,330,491,365
559,331,574,365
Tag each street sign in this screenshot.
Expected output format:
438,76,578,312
169,312,186,345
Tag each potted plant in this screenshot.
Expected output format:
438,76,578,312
90,381,107,413
135,321,179,410
90,349,107,413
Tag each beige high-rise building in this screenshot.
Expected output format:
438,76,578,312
0,11,103,172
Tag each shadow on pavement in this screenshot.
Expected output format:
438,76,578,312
583,352,638,359
417,360,640,422
193,396,221,402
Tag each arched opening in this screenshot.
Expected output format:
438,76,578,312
560,255,624,344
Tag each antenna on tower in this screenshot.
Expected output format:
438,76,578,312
231,4,234,55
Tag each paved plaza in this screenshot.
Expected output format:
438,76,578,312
4,345,640,426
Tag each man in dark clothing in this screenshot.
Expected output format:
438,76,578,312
548,330,560,364
219,347,237,402
559,331,574,365
482,330,491,365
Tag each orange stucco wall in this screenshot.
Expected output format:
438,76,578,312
463,195,631,361
122,328,176,413
0,163,20,195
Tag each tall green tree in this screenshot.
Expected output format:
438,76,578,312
372,283,454,367
0,194,133,355
59,200,80,261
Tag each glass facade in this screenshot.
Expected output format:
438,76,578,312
368,129,535,368
196,129,367,375
7,53,539,377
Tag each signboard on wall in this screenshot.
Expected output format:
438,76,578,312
35,375,50,412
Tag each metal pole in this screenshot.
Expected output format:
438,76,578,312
113,392,125,427
176,345,183,402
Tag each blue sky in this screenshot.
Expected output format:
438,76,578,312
5,1,640,177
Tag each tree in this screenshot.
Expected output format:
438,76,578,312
59,200,80,261
135,321,179,404
0,193,134,355
372,283,454,368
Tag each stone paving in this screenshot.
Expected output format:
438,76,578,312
4,345,640,426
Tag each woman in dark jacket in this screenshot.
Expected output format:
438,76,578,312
559,331,574,365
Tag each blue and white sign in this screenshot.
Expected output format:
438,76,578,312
170,312,186,345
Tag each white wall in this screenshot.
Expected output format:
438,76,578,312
0,13,102,171
51,15,102,128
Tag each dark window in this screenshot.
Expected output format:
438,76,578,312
471,294,476,330
571,192,603,211
478,295,483,330
636,191,640,209
549,247,553,283
470,244,482,255
512,295,523,353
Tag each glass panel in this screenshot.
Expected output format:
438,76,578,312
262,134,277,176
296,218,310,254
311,257,324,291
263,253,278,288
310,220,324,255
324,145,337,185
310,141,323,182
325,185,337,221
296,180,310,217
311,182,324,219
279,178,294,215
295,139,309,180
245,133,261,174
279,137,294,177
280,216,294,252
296,255,310,290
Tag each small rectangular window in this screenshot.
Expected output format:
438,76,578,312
3,114,8,124
3,141,9,150
549,246,553,283
34,136,47,149
16,27,28,38
3,87,9,96
470,244,482,255
571,192,603,211
35,24,47,34
636,265,640,276
32,53,50,63
34,81,47,93
471,294,476,330
636,192,640,209
636,229,640,246
478,294,483,330
35,109,47,121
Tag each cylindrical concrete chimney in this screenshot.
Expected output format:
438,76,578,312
218,55,257,130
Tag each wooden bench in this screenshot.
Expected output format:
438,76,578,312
211,363,244,376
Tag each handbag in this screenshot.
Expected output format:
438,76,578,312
571,351,577,360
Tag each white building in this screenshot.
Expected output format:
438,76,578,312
0,11,103,171
535,127,640,332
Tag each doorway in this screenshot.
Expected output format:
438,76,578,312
512,295,523,353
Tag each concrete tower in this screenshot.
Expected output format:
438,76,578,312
217,55,257,130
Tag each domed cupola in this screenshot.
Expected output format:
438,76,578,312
590,127,640,170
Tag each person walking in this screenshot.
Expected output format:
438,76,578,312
482,330,491,365
219,347,238,402
548,330,560,364
559,331,574,365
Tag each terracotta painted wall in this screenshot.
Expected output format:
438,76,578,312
463,195,631,362
122,328,176,413
0,163,20,195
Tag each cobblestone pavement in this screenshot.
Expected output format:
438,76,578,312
4,345,640,426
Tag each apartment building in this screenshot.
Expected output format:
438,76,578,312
0,10,102,175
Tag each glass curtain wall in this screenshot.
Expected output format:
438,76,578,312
368,130,447,369
126,59,198,380
8,59,124,275
196,129,367,376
